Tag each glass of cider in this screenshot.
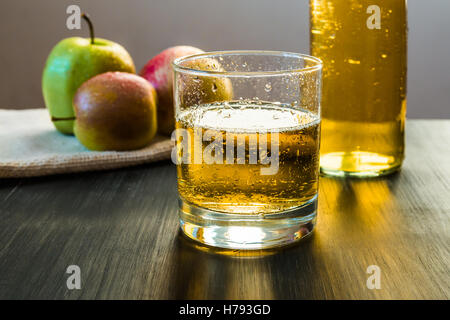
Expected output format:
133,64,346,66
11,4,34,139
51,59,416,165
172,51,323,249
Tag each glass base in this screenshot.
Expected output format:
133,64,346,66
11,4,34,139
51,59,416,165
179,196,317,250
320,151,403,178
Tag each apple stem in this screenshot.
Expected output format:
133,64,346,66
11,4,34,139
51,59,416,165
81,13,95,45
51,116,76,122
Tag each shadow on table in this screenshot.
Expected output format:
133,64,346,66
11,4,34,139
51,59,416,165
166,172,405,300
165,230,326,300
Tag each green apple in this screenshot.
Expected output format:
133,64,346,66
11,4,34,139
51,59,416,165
42,14,135,134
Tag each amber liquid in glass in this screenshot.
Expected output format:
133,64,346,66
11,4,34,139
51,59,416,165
175,101,320,214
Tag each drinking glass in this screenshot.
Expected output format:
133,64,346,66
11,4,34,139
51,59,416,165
172,51,322,249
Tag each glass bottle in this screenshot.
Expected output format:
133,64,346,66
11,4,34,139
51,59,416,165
310,0,408,177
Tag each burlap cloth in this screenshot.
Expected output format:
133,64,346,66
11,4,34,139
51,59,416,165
0,108,173,178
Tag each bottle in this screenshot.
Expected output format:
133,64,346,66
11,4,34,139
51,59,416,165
310,0,408,177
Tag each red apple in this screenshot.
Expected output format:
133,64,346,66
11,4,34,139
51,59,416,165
139,46,204,136
73,72,157,151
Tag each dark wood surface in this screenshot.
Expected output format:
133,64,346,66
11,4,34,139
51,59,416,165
0,120,449,300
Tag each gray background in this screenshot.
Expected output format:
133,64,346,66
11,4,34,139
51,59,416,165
0,0,448,118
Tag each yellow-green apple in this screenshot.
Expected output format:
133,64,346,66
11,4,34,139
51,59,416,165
42,14,135,135
73,72,157,151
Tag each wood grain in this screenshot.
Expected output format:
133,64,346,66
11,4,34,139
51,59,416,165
0,120,449,299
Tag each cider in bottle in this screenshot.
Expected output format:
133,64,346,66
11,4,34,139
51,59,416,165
310,0,407,177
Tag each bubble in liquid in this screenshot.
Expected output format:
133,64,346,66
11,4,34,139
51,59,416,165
223,110,232,118
264,82,272,92
347,59,361,65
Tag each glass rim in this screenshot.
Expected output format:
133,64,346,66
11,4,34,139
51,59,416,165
172,50,323,77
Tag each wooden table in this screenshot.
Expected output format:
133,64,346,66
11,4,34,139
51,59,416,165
0,120,449,300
